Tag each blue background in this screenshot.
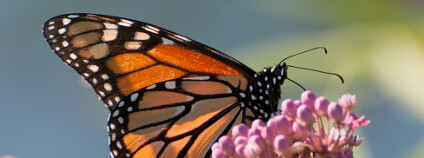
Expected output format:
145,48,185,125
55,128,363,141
1,0,424,158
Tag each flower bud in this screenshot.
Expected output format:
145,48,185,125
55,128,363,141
211,148,226,158
234,137,247,146
248,128,261,137
293,122,310,139
296,104,315,127
274,135,290,155
301,90,317,109
315,96,329,116
235,144,246,157
244,135,264,157
328,102,344,123
281,99,297,118
252,119,266,129
218,136,235,155
260,126,275,143
268,115,292,135
232,124,249,138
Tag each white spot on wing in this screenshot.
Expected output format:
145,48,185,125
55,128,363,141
99,91,105,97
112,110,119,117
173,34,190,41
92,78,98,84
118,117,124,124
134,32,150,40
87,65,99,72
104,23,118,29
111,133,116,142
146,84,156,90
131,93,138,102
69,53,77,59
48,26,54,30
68,15,79,18
110,123,116,130
124,41,142,50
62,41,69,47
116,141,122,149
142,25,159,34
62,18,71,25
239,92,246,98
58,28,66,34
117,101,124,107
161,38,174,45
101,74,109,80
104,83,112,91
114,96,120,102
240,102,245,108
118,19,134,27
165,81,176,89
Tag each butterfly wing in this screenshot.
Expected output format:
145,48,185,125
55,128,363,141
43,14,260,158
108,75,251,157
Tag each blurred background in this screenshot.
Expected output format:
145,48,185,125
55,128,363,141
1,0,423,157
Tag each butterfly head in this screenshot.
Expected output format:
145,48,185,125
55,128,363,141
270,62,288,81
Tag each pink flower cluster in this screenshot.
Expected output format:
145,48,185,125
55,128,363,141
211,91,370,158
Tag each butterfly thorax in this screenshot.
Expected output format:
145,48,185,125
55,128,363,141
245,63,288,119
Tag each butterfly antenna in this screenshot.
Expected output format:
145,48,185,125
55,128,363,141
287,65,344,83
286,77,306,91
279,47,327,65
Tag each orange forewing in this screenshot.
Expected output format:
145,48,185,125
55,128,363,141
116,65,186,96
146,45,244,76
107,45,246,96
106,53,156,74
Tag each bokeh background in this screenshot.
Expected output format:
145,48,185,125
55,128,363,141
1,0,424,158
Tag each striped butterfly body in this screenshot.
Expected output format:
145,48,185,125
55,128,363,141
43,14,288,158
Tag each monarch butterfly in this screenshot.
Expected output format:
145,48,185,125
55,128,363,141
43,14,342,158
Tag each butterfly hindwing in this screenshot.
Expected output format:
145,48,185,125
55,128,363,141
108,75,250,157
